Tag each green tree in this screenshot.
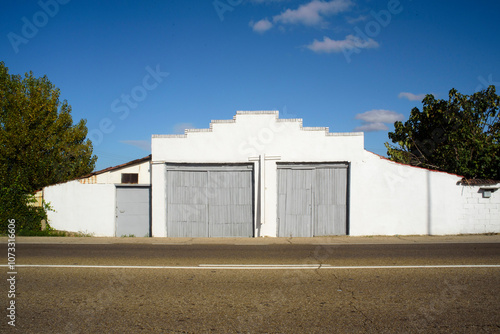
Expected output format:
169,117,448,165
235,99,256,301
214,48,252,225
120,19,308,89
0,61,97,232
385,86,499,180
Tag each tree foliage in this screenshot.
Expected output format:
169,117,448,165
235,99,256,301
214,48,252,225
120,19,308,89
385,86,499,180
0,61,96,232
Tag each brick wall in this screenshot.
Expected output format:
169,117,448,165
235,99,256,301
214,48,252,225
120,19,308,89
459,185,500,234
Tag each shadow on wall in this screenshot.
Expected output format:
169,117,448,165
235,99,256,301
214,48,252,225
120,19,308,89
427,170,431,235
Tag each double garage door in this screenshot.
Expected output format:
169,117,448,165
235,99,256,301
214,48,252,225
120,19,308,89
164,163,347,238
277,163,348,237
166,164,254,237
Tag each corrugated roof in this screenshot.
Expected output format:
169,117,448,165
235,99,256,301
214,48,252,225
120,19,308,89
458,178,500,186
79,155,151,179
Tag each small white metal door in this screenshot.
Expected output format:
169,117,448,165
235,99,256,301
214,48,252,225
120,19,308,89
116,186,151,237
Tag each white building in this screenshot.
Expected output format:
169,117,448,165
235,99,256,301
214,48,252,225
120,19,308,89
43,111,500,237
151,111,500,237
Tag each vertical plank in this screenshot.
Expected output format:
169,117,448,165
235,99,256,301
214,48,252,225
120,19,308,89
208,170,253,237
314,166,347,236
166,170,208,237
277,168,313,237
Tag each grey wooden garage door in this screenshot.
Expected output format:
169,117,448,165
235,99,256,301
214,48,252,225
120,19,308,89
277,163,348,237
116,186,151,237
166,164,254,237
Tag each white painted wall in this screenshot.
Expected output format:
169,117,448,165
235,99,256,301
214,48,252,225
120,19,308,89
351,152,500,236
350,152,464,236
44,181,116,236
151,162,167,237
152,111,500,237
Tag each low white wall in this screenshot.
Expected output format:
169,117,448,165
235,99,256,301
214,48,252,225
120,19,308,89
351,152,500,236
44,181,116,236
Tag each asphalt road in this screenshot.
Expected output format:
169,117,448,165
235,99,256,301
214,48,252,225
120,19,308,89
2,242,500,333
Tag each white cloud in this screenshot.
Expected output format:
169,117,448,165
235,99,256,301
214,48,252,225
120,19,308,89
346,15,368,24
250,0,287,3
273,0,353,26
250,18,273,33
354,109,404,132
251,0,353,33
398,92,426,101
120,140,151,151
353,122,388,132
355,109,404,123
307,34,379,53
173,122,195,134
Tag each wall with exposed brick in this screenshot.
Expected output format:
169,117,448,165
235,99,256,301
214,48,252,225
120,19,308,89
458,185,500,234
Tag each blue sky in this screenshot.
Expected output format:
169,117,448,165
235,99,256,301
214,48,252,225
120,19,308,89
2,0,499,171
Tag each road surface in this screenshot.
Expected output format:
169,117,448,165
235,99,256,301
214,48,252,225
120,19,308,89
1,239,499,333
